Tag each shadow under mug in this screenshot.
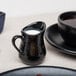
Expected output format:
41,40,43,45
0,12,5,33
12,21,46,65
58,11,76,46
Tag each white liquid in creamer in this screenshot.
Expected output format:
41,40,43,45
25,30,40,35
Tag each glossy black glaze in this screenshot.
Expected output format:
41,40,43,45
12,21,46,65
58,11,76,46
0,12,5,33
45,24,76,56
1,66,76,76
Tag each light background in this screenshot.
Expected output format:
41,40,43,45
0,0,76,17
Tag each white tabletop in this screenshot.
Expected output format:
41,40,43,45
0,13,76,73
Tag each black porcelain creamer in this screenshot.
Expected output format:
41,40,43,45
12,21,46,65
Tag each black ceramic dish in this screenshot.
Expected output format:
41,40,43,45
45,24,76,56
1,66,76,76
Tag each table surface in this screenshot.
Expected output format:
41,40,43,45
0,13,76,73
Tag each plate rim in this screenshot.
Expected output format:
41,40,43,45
1,66,76,75
45,23,76,55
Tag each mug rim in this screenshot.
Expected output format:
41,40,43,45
21,21,46,36
58,11,76,29
0,11,5,16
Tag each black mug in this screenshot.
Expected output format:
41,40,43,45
58,11,76,46
12,21,46,65
0,11,5,33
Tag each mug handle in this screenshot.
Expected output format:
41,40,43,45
12,35,24,54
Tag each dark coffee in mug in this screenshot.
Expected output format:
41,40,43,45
64,19,76,28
